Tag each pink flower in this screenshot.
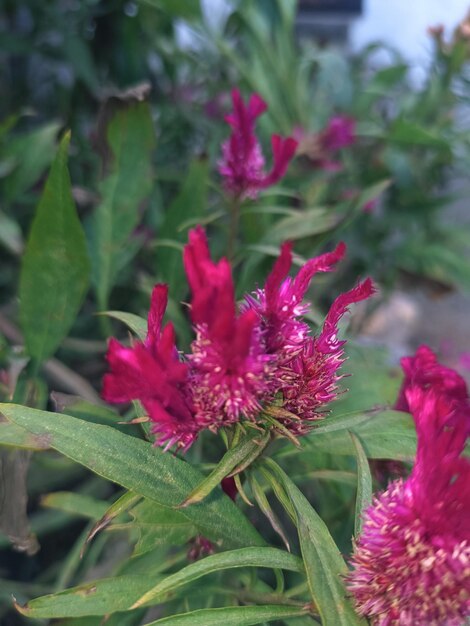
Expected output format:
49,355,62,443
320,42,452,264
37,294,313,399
246,240,347,356
395,344,468,412
246,242,374,433
102,285,199,451
218,89,298,199
103,227,375,449
295,116,356,172
319,115,356,152
276,280,375,433
348,347,470,625
184,227,272,427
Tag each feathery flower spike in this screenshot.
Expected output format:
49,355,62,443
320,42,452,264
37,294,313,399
218,89,297,199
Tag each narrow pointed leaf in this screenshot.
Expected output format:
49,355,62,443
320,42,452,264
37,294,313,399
265,460,367,626
87,491,142,544
132,547,304,608
15,549,303,618
19,132,90,364
144,605,308,626
350,432,373,537
0,404,264,549
99,311,147,340
41,492,108,520
181,430,269,507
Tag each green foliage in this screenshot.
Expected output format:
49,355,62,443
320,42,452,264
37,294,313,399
1,3,470,624
88,101,155,310
19,133,90,365
0,404,264,550
265,460,366,626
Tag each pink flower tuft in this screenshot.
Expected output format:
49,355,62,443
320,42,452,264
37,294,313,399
247,241,347,356
278,279,375,432
218,89,297,199
102,285,199,450
348,347,470,625
246,244,374,432
184,227,272,427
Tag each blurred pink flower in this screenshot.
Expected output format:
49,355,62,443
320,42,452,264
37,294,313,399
320,115,356,152
348,346,470,625
218,89,297,199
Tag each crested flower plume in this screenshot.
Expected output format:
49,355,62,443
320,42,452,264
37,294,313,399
218,89,298,199
103,227,374,450
348,346,470,625
184,226,272,427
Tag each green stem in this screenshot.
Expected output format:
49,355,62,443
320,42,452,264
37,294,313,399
227,197,241,260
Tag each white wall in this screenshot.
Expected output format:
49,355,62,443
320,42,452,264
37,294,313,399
351,0,470,62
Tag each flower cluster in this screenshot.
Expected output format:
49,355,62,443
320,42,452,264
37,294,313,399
103,227,373,450
218,89,298,199
348,346,470,625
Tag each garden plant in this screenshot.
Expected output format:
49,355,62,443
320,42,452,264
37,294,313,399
0,1,470,625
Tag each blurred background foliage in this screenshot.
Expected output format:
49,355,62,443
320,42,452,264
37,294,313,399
1,0,470,624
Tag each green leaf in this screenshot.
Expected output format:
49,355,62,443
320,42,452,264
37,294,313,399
89,102,155,310
280,410,416,461
131,547,304,608
265,460,366,626
3,122,60,202
16,548,303,618
87,491,142,545
52,394,141,437
41,492,108,520
353,179,391,213
0,210,23,255
100,311,147,341
19,132,90,365
181,430,270,507
0,404,264,549
264,208,339,244
138,0,201,19
16,575,161,618
0,420,50,450
144,605,308,626
350,433,372,537
389,119,449,149
129,498,196,555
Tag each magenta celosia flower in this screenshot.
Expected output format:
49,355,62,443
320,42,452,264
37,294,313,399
102,285,199,450
218,89,298,199
103,227,374,449
246,240,347,355
319,115,356,152
245,241,374,433
278,280,375,432
184,226,272,426
348,347,470,625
